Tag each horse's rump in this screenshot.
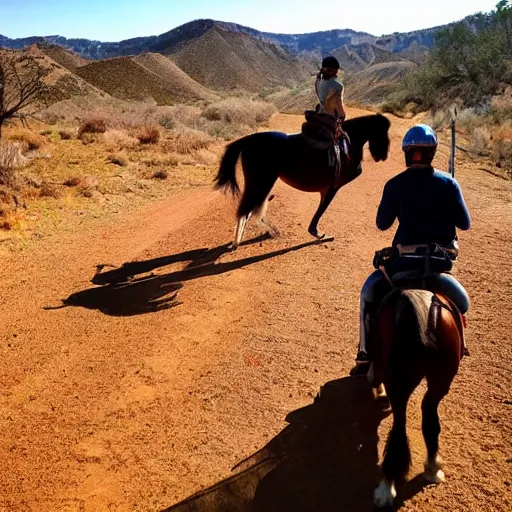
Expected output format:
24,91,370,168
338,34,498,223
373,289,463,381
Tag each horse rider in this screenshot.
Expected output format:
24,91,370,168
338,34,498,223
350,124,471,375
315,56,351,166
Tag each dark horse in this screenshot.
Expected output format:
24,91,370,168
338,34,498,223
214,113,390,248
370,288,463,508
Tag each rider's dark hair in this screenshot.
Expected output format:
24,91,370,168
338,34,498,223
317,56,340,80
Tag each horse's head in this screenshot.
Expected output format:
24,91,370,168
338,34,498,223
343,113,391,164
368,113,391,162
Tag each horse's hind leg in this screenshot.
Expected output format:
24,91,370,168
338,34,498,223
232,175,277,248
233,215,249,249
375,366,423,509
422,364,458,483
375,391,410,508
254,194,280,238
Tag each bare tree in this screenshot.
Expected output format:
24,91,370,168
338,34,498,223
0,50,49,139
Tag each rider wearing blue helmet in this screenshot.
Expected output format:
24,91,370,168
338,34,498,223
351,124,471,374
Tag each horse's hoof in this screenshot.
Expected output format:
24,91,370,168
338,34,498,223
424,468,445,484
374,479,396,509
308,229,325,239
424,459,445,483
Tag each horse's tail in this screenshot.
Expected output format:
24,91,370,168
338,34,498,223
214,137,247,195
382,289,435,482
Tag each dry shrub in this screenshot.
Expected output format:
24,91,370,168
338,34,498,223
104,129,139,150
469,126,491,157
152,170,168,180
489,91,512,124
165,130,214,154
0,142,26,187
425,110,449,131
40,129,53,136
59,130,73,140
142,154,179,167
77,118,107,138
137,125,161,145
39,182,61,198
160,105,202,128
63,176,81,187
40,112,61,125
458,108,483,135
6,128,45,151
202,98,276,127
490,125,512,172
194,148,219,166
80,132,99,145
107,155,128,166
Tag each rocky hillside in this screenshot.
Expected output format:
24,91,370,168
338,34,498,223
167,27,308,92
75,55,213,104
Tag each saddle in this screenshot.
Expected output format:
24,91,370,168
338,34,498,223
373,243,466,358
301,108,350,186
301,109,337,149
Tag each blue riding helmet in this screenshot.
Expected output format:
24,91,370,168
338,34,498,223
402,124,438,150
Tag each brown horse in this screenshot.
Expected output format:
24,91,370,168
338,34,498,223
369,288,463,509
214,113,390,248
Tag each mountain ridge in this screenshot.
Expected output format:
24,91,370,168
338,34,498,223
0,18,455,60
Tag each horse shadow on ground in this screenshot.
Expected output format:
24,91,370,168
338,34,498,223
46,234,334,317
162,376,391,512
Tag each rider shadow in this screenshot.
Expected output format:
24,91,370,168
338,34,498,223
47,234,333,317
162,377,390,512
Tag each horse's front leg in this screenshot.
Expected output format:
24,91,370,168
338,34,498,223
308,186,339,238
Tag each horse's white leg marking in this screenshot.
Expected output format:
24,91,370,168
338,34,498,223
254,195,279,237
374,478,396,508
424,455,445,483
372,383,387,400
233,215,248,248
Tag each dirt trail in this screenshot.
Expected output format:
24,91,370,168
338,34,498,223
1,109,511,512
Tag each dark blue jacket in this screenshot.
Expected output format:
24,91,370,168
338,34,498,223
376,167,471,246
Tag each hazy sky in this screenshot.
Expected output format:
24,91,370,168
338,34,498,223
0,0,501,41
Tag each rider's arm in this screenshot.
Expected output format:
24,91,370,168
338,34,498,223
338,86,346,122
376,181,397,230
451,180,471,230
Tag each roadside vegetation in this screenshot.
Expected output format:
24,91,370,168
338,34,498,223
382,1,512,176
0,93,275,238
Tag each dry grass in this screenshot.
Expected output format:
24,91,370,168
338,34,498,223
6,128,45,151
457,91,512,175
469,126,492,157
103,129,139,150
0,141,27,187
202,98,275,127
490,125,512,173
164,130,214,154
0,90,277,240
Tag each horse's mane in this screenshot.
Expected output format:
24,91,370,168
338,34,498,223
343,113,390,132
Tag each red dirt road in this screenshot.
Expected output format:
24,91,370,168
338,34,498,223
1,110,511,511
